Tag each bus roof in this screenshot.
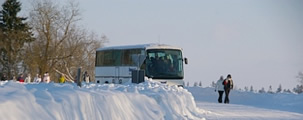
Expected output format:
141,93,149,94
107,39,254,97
96,43,183,51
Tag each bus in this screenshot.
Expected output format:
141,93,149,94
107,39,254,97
95,43,188,87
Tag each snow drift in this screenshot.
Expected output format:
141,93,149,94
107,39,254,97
1,80,303,120
0,80,206,120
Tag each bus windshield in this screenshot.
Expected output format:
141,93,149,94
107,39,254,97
145,49,184,79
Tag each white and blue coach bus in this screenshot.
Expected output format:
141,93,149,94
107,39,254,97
95,44,188,87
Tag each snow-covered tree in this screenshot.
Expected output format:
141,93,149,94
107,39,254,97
276,84,282,93
268,85,274,94
244,86,249,92
250,86,254,92
292,72,303,94
283,89,292,93
293,85,303,94
259,87,266,93
211,81,216,87
193,82,198,87
199,81,202,87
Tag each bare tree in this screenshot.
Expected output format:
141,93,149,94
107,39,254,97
25,0,107,82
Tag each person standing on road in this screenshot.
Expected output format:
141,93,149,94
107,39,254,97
223,74,234,104
215,76,225,103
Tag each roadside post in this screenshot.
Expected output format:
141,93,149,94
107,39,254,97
77,67,82,87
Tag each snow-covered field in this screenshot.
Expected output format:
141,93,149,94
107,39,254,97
0,80,302,120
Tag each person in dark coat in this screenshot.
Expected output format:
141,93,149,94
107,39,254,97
223,74,233,104
17,74,25,82
1,74,7,81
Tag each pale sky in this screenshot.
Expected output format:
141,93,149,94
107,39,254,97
3,0,303,90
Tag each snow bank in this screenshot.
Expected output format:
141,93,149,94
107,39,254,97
0,81,206,120
187,87,303,114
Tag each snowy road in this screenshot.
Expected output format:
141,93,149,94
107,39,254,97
187,86,303,120
196,102,303,120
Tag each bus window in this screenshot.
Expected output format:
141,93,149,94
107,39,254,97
121,49,143,66
96,50,122,66
96,51,104,66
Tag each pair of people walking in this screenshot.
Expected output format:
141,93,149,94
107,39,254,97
215,74,234,104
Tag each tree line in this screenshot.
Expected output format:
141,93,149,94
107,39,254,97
0,0,107,82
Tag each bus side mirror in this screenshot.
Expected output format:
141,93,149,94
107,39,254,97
184,58,188,64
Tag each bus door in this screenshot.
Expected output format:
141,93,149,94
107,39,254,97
112,66,118,83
